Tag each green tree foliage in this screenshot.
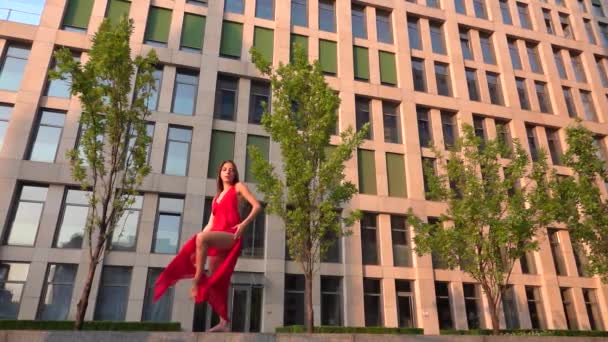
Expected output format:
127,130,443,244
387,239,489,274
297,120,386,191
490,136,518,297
408,125,553,334
248,44,368,333
551,122,608,280
49,17,158,329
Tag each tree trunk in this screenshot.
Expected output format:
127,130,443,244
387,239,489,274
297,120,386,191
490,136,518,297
74,236,104,330
304,272,314,333
489,302,501,335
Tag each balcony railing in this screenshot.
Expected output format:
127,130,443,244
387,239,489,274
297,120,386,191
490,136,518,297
0,7,42,25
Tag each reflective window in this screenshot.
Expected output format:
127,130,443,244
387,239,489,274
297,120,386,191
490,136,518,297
94,266,132,321
111,195,143,251
352,5,367,39
28,110,65,162
0,104,13,151
214,74,239,121
46,52,79,98
0,262,30,319
163,126,192,176
363,278,382,326
6,185,48,246
376,10,393,44
321,276,342,326
0,45,30,91
153,197,184,254
319,0,335,32
142,268,173,321
37,264,77,320
291,0,307,27
225,0,244,14
171,69,198,116
248,81,270,124
255,0,274,19
54,189,90,248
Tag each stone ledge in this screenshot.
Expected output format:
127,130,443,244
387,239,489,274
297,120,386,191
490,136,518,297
0,332,606,342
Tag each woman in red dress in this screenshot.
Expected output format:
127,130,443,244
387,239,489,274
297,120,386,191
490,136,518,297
154,160,261,332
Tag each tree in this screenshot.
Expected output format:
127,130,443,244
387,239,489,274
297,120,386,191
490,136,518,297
248,45,368,333
408,125,553,334
49,17,158,329
551,122,608,280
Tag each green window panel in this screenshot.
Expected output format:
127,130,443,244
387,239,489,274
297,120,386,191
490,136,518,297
386,153,407,197
358,149,377,195
208,131,235,178
62,0,94,30
181,14,206,50
253,27,274,63
290,34,308,62
319,40,337,75
105,0,131,24
220,21,243,58
379,51,397,85
353,46,369,80
144,7,172,44
246,135,270,182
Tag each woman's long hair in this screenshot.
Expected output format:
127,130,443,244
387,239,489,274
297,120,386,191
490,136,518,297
216,160,240,198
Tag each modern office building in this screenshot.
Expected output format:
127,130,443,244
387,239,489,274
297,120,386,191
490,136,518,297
0,0,608,334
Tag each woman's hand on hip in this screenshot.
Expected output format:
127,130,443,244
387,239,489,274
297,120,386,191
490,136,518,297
233,223,246,240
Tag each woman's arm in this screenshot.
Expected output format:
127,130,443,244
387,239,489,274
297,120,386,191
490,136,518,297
234,182,262,237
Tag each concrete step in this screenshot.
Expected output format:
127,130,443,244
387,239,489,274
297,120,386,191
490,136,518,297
0,331,606,342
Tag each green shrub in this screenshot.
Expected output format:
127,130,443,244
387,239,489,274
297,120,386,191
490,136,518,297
276,326,423,334
0,320,181,331
441,329,608,337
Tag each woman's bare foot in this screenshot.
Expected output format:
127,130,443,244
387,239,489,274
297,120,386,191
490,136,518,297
208,319,230,332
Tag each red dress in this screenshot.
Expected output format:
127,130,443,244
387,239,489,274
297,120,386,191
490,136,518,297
153,185,242,321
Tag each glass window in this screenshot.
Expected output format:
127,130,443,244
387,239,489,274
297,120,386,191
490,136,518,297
486,72,503,105
441,111,457,149
54,189,90,249
105,0,131,25
583,19,595,43
319,40,337,75
435,62,451,96
516,77,530,110
546,128,562,165
583,289,604,330
0,45,30,91
143,7,171,46
5,184,48,245
535,81,552,113
407,17,422,50
376,10,393,44
561,288,578,330
255,0,274,19
428,0,441,8
364,278,382,326
145,66,163,111
474,0,487,18
386,153,407,197
248,81,270,124
543,9,554,34
253,27,274,63
0,104,13,151
520,251,536,274
435,282,453,329
62,0,94,32
561,14,574,39
361,213,378,265
430,21,446,54
417,107,432,147
239,201,265,257
391,215,412,266
220,21,243,58
592,0,604,16
600,23,608,47
473,115,486,147
163,126,192,176
36,264,77,320
508,38,522,70
214,74,239,121
383,102,400,144
291,0,307,27
526,43,543,73
208,130,235,178
455,0,466,13
353,46,369,80
319,0,335,32
28,110,65,162
500,0,513,24
463,284,481,329
495,120,512,154
171,69,198,115
422,158,437,200
153,197,184,254
548,228,568,275
321,276,342,326
352,4,367,39
0,262,29,319
579,0,588,12
571,52,587,83
142,268,173,321
355,97,372,140
479,32,495,64
562,87,577,118
465,68,479,101
580,90,597,122
111,195,143,251
396,280,415,327
180,13,205,52
412,58,426,92
526,125,539,162
94,266,132,321
0,0,45,25
554,49,567,79
597,57,608,87
517,2,532,29
358,149,377,194
225,0,244,14
460,29,473,60
284,274,305,325
502,285,520,328
526,286,546,329
46,52,79,98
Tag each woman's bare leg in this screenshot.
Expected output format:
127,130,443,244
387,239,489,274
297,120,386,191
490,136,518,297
207,254,230,332
193,231,235,284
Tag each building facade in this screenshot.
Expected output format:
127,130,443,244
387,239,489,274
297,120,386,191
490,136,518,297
1,0,608,334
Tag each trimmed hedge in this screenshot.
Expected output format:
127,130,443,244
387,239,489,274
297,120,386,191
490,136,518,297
441,329,608,337
276,326,423,334
0,320,181,331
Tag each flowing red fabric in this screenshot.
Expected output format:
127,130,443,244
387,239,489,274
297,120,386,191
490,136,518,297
153,185,242,321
